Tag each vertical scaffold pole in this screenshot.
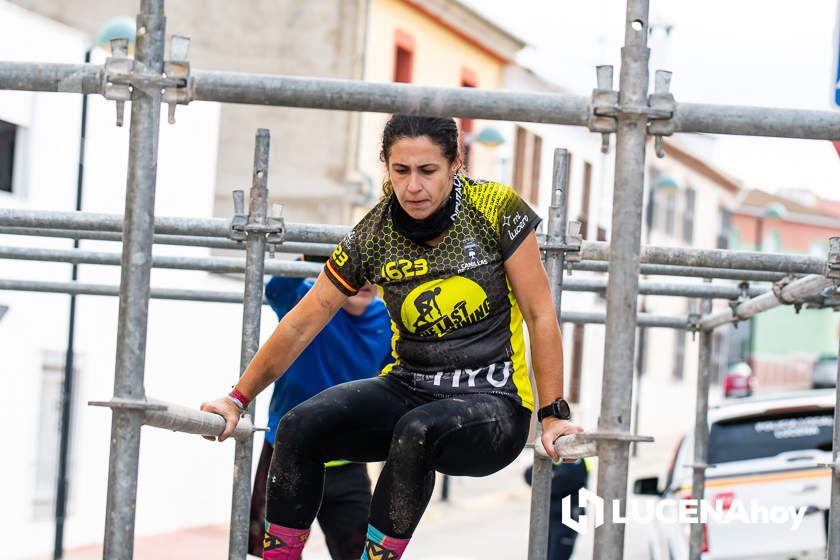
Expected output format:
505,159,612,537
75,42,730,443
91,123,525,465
827,333,840,560
527,148,570,560
689,297,713,560
229,129,270,559
593,1,651,558
102,2,166,558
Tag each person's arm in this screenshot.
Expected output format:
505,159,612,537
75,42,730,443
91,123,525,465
504,230,583,461
200,271,348,441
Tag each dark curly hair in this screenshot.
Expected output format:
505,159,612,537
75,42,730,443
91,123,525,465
379,115,462,197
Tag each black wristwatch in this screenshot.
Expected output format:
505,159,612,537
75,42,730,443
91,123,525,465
537,398,571,422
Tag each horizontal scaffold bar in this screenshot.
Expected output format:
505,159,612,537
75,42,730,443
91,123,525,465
0,246,322,276
700,274,835,330
0,208,349,244
0,277,690,328
0,221,814,283
1,209,829,275
0,278,250,303
1,62,840,139
562,311,689,330
579,241,826,275
561,276,766,299
0,226,335,255
0,246,769,300
571,260,790,283
89,397,263,441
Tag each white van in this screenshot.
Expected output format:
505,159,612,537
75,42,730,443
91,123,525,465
635,390,834,560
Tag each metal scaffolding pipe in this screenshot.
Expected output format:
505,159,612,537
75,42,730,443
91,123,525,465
0,208,349,244
229,130,270,558
579,240,826,275
562,310,688,330
699,274,834,330
0,278,249,303
2,208,827,274
142,398,261,441
561,276,766,299
3,246,776,300
594,2,651,557
571,260,790,283
4,61,840,139
192,70,592,126
528,149,570,560
827,336,840,560
4,246,823,301
0,245,322,277
102,2,165,558
0,277,694,330
674,102,840,140
689,297,713,560
0,226,336,255
0,61,101,94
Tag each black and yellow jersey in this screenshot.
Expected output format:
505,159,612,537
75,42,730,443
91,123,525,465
324,175,541,411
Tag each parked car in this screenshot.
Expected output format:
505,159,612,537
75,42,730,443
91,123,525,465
811,355,838,389
635,390,834,560
721,362,756,399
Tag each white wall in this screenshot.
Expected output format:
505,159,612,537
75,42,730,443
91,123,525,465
0,4,278,557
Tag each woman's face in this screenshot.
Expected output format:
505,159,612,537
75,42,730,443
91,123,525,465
387,135,459,221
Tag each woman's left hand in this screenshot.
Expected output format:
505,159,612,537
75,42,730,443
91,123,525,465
540,418,585,463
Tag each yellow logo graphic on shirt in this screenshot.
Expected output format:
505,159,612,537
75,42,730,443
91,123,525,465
400,276,490,337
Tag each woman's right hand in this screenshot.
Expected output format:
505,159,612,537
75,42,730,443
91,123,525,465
200,397,242,442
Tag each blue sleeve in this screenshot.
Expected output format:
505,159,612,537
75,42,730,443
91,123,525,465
264,277,305,321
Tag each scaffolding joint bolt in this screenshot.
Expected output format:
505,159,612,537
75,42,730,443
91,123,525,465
826,237,840,279
229,189,248,241
648,70,676,158
101,38,134,126
687,313,702,337
588,65,618,153
162,36,193,124
772,276,798,305
563,221,584,263
266,203,286,258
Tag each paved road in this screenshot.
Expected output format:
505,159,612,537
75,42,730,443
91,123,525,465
53,446,667,560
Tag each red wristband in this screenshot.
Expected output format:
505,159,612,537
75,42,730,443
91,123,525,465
229,388,251,409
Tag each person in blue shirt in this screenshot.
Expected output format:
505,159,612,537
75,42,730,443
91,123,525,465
248,261,393,559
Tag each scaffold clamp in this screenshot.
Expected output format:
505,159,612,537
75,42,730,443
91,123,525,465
162,36,194,124
647,70,676,158
266,204,287,257
826,236,840,280
687,313,702,337
772,276,797,305
101,38,134,127
229,190,249,241
563,221,584,263
588,66,619,154
727,281,751,325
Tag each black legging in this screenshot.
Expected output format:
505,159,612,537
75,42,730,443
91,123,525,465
266,374,531,538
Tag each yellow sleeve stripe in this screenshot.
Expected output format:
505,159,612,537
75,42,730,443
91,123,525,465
325,260,358,294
